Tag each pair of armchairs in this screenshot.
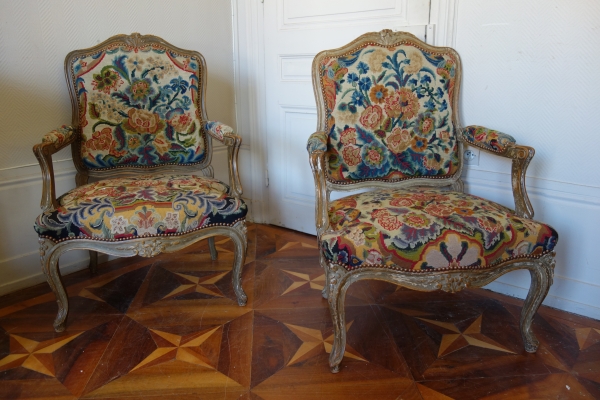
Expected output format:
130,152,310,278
32,31,558,375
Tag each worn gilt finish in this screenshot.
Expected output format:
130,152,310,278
309,30,557,372
33,34,247,332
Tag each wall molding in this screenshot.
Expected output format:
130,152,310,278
462,167,600,319
232,0,269,223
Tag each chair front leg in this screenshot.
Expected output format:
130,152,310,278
230,221,248,306
327,263,349,373
520,253,555,352
39,238,68,332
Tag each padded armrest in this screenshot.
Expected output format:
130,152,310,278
41,125,76,148
462,125,516,153
204,121,234,142
307,131,328,154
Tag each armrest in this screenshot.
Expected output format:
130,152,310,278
32,125,77,212
204,121,234,143
462,125,535,219
204,121,243,199
307,131,328,154
307,131,330,235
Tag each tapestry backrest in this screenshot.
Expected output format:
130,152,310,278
66,34,207,170
316,34,461,184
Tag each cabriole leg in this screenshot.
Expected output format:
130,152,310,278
327,264,348,373
39,239,68,332
208,237,218,260
320,253,330,299
520,254,555,352
230,222,248,306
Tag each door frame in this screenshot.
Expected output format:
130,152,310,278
231,0,459,224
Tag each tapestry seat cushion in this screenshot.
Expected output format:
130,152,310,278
321,188,558,271
35,174,247,242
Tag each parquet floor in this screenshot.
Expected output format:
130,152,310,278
1,224,600,399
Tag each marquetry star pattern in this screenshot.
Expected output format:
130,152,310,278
0,332,82,376
132,326,222,371
417,315,515,357
284,321,366,365
281,270,326,295
575,327,600,350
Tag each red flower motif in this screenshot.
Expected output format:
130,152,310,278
359,105,383,129
339,127,357,145
341,145,361,167
384,88,419,120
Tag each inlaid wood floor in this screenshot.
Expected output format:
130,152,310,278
1,224,599,399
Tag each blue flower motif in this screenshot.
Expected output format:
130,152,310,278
170,77,189,94
347,73,359,85
436,87,444,98
351,91,366,107
424,98,436,111
358,77,372,91
420,75,432,85
357,61,369,74
409,78,418,86
439,100,448,112
337,250,349,264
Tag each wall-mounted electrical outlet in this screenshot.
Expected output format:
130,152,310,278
464,149,480,166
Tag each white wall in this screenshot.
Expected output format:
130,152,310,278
454,0,600,318
0,0,254,295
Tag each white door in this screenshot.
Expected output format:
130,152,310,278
263,0,432,234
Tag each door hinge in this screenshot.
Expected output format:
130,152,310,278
265,169,269,187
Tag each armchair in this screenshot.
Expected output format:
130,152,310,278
307,30,558,373
33,33,248,332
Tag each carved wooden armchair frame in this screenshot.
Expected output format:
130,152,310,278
307,30,557,372
33,33,247,332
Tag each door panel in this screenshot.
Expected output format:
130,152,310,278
264,0,431,234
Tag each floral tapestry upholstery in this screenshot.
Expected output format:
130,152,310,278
42,125,75,147
307,131,328,154
70,43,207,169
204,121,233,142
319,42,460,184
321,188,558,271
35,174,247,242
462,125,516,153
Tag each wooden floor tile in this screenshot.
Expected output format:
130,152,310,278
0,223,598,399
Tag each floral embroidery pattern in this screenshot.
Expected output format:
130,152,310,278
42,125,74,147
34,175,247,242
72,45,206,169
321,188,558,271
318,43,460,183
462,125,516,153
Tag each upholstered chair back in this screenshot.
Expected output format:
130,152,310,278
315,35,462,184
65,34,208,170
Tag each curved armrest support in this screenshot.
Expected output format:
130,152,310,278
462,125,535,219
307,131,330,236
32,125,77,212
204,121,243,198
